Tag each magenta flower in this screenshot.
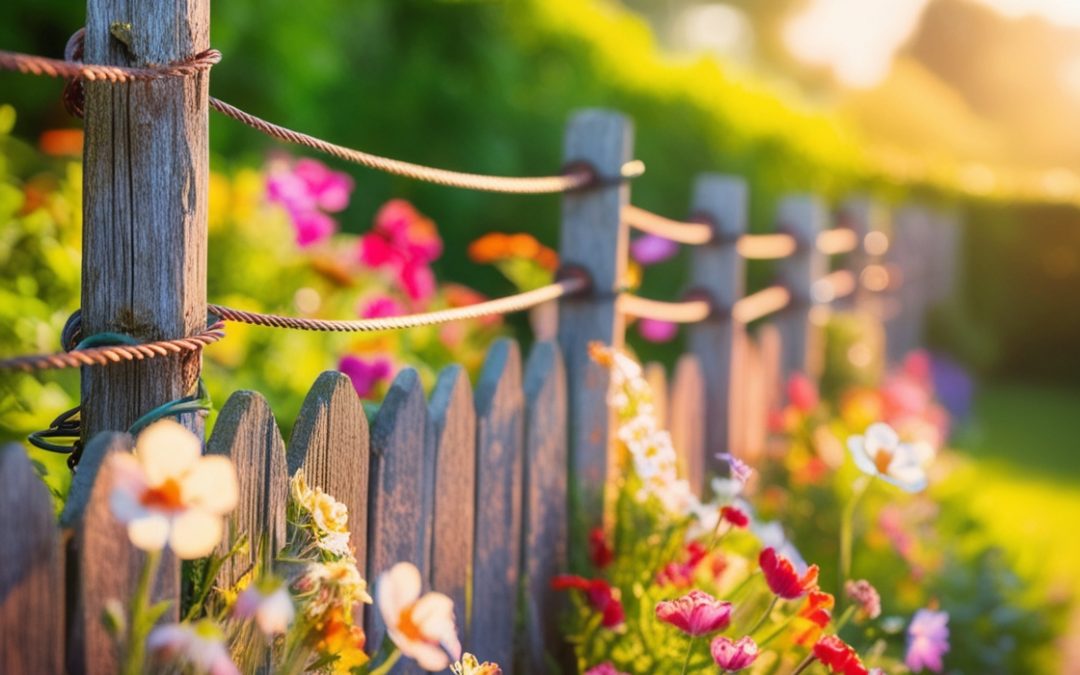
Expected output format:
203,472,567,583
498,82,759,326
637,317,678,343
630,234,679,265
338,355,393,398
292,158,352,212
710,635,758,671
584,664,628,675
655,590,733,637
360,296,406,319
266,157,354,248
357,200,443,303
905,608,949,673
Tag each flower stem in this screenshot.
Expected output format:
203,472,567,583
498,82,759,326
790,653,817,675
680,636,697,675
369,648,402,675
832,604,857,634
122,548,162,675
747,595,780,636
839,475,871,593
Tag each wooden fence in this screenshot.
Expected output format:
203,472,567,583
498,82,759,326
0,102,960,673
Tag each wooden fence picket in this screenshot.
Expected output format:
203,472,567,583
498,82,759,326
428,365,477,644
287,371,371,574
669,354,706,496
776,195,827,382
207,391,288,589
521,341,569,673
0,443,64,675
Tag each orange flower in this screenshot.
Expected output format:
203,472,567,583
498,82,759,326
792,590,834,645
467,232,558,271
39,128,84,156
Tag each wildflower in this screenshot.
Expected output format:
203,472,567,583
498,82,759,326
844,580,882,620
338,354,393,399
467,232,558,271
710,635,758,672
720,505,749,528
655,590,733,636
905,608,949,673
147,619,239,675
314,606,368,673
266,157,353,247
290,470,352,556
357,200,442,302
293,560,373,623
751,521,806,571
656,541,709,587
588,528,615,570
716,453,753,484
786,373,819,413
550,575,625,628
584,663,629,675
813,635,868,675
108,421,238,559
451,653,502,675
637,318,678,343
377,562,462,671
792,590,834,646
759,547,819,600
629,233,679,265
233,578,295,636
360,295,406,319
847,422,933,492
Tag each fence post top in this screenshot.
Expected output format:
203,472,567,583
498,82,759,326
777,193,826,244
692,174,747,240
563,109,634,174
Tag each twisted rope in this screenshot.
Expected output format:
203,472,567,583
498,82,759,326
623,206,714,245
816,228,859,256
737,233,798,260
0,44,219,83
732,286,790,324
0,322,225,372
617,293,712,323
208,276,586,332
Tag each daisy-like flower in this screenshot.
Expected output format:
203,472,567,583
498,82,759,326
377,562,462,671
147,619,239,675
108,421,238,559
813,634,869,675
451,653,502,675
847,422,933,493
710,635,758,672
655,590,733,636
233,577,295,636
905,608,949,673
759,547,819,600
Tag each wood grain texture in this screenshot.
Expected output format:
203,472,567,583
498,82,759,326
366,368,430,654
557,109,634,535
472,339,525,669
688,175,747,476
65,432,179,675
776,195,826,382
427,365,476,644
288,371,370,573
643,362,668,428
81,0,210,439
521,342,569,673
669,354,706,496
207,391,287,588
0,444,63,675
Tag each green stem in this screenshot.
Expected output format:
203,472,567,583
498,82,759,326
839,476,871,594
832,605,857,634
369,649,402,675
679,636,697,675
747,596,780,636
757,611,798,648
122,548,162,675
790,653,817,675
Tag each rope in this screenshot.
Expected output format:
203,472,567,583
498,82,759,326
208,276,586,332
816,228,859,256
737,233,798,260
812,270,857,303
0,45,220,83
616,293,712,323
623,206,714,245
732,286,790,324
0,322,225,372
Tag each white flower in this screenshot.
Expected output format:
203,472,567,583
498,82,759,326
377,562,462,671
233,580,295,636
147,620,239,675
109,421,238,559
847,422,934,493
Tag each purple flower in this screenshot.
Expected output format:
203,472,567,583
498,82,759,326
637,317,678,343
630,234,679,265
716,452,753,484
338,355,393,398
905,608,949,673
710,636,758,671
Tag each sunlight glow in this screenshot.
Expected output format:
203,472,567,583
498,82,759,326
977,0,1080,26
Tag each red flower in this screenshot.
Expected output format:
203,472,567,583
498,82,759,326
759,547,819,600
551,575,624,628
656,542,709,587
787,373,820,412
655,590,733,637
792,590,834,646
588,528,614,570
720,505,749,528
814,635,869,675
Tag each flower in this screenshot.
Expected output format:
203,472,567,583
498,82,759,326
786,373,820,412
813,635,869,675
293,560,373,623
844,580,882,620
291,470,352,556
360,295,406,319
905,608,949,673
147,619,239,675
656,541,709,587
377,562,462,671
847,422,934,492
637,318,678,343
710,636,758,671
759,547,819,600
550,575,625,628
338,354,393,399
451,653,502,675
720,505,749,528
266,157,353,247
716,453,753,484
588,528,615,569
655,590,733,636
792,590,834,645
584,663,629,675
314,606,369,673
357,199,442,302
467,232,558,271
630,233,679,265
233,578,295,635
108,421,238,559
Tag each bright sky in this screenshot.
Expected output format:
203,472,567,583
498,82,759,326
784,0,1080,87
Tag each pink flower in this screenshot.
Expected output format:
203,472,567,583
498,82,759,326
356,200,443,302
360,296,406,319
710,636,758,671
905,609,949,673
266,157,353,248
338,355,393,398
399,260,437,303
293,210,336,247
630,234,679,265
293,158,353,212
655,590,732,636
720,505,749,528
787,373,819,413
759,547,819,600
844,579,882,620
637,318,678,343
584,664,628,675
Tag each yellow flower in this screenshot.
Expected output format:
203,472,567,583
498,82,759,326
451,653,502,675
314,606,368,674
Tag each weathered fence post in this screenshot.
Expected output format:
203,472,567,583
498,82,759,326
838,197,874,313
887,205,928,362
81,0,210,438
557,109,633,546
688,175,746,478
776,195,826,382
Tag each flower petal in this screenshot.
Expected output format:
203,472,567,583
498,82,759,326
378,562,422,625
169,509,224,559
181,456,239,515
127,514,170,552
847,436,879,476
863,423,899,455
136,420,201,485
